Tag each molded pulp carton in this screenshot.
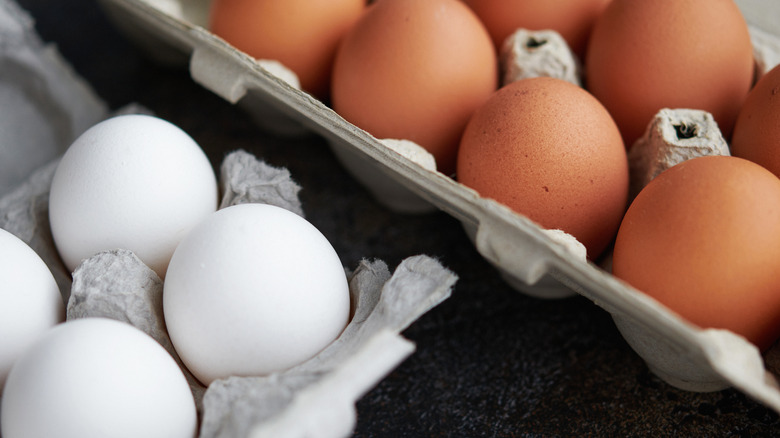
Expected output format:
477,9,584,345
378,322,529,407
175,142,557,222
97,0,780,415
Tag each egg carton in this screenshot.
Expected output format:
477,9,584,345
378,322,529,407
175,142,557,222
0,1,458,436
95,0,780,415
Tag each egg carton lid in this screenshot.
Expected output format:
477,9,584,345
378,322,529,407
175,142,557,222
95,0,780,416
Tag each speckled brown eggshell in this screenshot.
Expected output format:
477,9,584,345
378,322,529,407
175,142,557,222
456,77,629,260
612,156,780,352
585,0,755,148
331,0,498,176
731,64,780,178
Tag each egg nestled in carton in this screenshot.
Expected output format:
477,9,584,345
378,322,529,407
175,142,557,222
0,228,64,394
2,122,459,437
1,125,458,437
602,103,780,399
595,3,780,391
457,0,780,401
48,114,219,278
615,106,780,353
586,0,760,148
330,0,498,177
2,317,199,438
0,3,458,435
456,77,628,261
208,0,364,99
614,154,780,352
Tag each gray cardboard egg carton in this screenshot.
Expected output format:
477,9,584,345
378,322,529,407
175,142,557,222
96,0,780,415
0,1,458,436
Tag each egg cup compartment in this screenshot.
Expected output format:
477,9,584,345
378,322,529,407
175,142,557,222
94,0,780,415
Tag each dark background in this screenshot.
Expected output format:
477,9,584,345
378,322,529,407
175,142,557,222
13,0,780,436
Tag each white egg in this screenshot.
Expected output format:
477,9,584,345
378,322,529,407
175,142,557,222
0,228,64,393
163,204,351,385
0,318,197,438
48,114,218,277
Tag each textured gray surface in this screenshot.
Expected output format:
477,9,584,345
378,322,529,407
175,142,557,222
12,0,780,435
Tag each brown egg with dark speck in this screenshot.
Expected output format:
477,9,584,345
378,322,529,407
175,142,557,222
457,77,629,259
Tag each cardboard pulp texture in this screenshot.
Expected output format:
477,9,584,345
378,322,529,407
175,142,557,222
96,0,780,415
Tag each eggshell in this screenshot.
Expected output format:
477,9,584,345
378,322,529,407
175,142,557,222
463,0,611,57
331,0,498,176
48,114,218,277
0,228,64,393
456,77,628,259
0,318,197,438
730,64,780,177
585,0,755,148
163,203,350,386
209,0,365,98
613,156,780,351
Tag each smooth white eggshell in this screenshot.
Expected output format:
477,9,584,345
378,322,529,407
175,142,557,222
0,318,197,438
0,228,64,393
163,203,351,385
48,114,218,277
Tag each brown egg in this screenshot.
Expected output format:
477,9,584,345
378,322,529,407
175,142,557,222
731,64,780,178
585,0,755,148
330,0,498,175
457,77,628,259
209,0,365,98
613,156,780,351
462,0,611,57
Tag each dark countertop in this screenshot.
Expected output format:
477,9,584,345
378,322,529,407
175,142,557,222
13,0,780,436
